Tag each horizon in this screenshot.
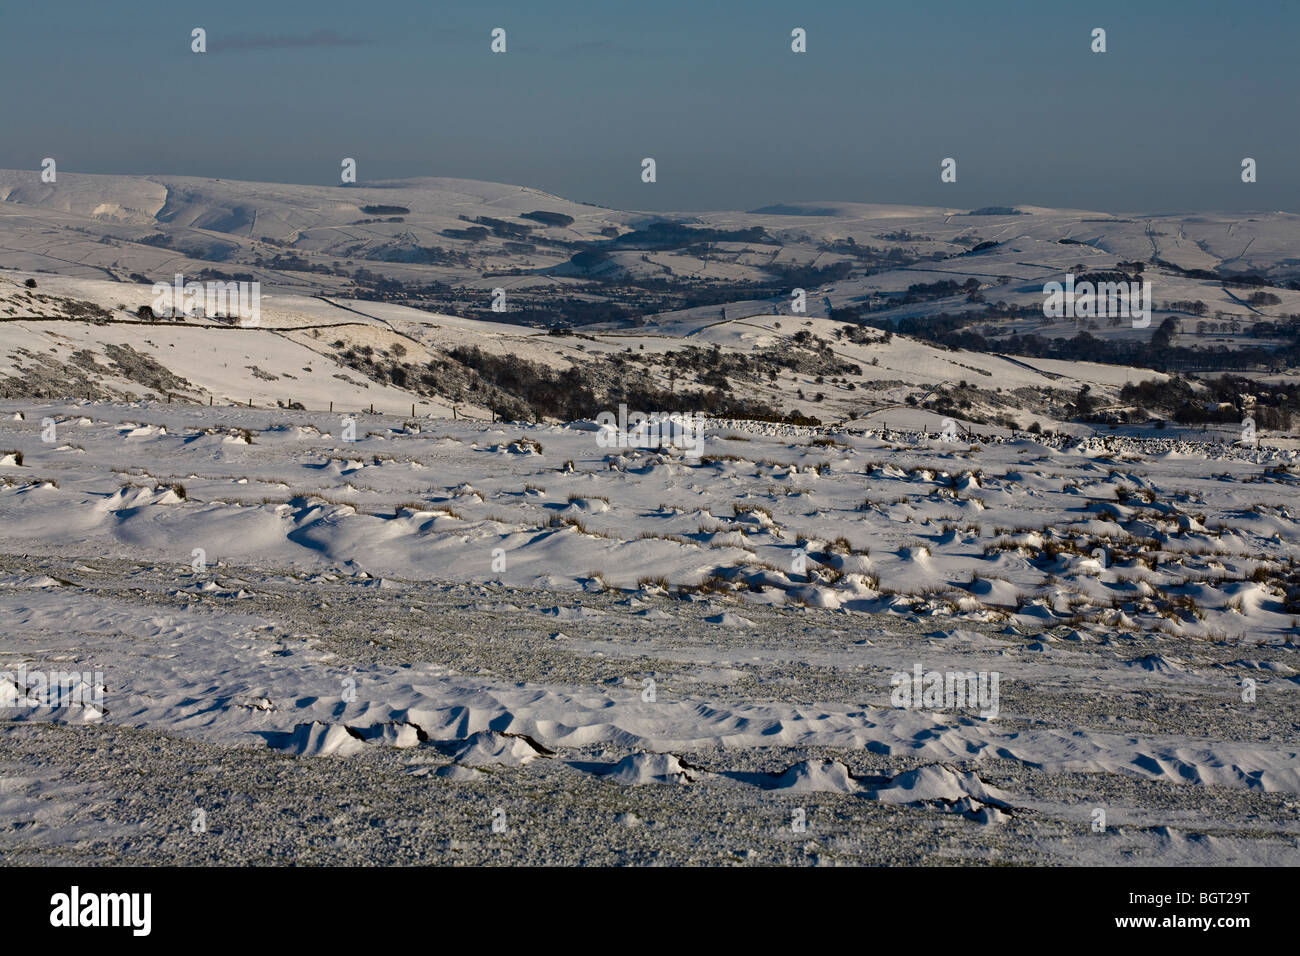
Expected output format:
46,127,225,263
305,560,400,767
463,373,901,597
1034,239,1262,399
4,166,1294,221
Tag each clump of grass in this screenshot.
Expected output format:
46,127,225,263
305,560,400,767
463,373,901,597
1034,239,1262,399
1166,592,1205,621
7,476,57,488
679,572,733,596
423,506,463,520
709,540,756,553
828,535,853,555
510,436,544,454
637,530,694,547
696,522,733,536
552,515,614,538
0,449,23,466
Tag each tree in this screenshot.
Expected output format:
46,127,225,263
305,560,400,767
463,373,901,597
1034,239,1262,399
1152,316,1179,349
1075,384,1095,418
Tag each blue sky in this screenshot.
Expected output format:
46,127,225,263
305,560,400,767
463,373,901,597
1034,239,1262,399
2,0,1297,213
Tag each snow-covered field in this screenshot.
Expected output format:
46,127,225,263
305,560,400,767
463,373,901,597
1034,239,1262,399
1,399,1297,864
0,170,1297,865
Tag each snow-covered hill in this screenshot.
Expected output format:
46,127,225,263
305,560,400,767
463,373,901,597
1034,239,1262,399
0,269,1186,436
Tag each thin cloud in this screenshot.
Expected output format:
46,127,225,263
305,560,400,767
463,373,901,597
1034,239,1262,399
210,30,366,52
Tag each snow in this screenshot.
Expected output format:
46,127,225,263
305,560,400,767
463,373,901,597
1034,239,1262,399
1,171,1298,864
